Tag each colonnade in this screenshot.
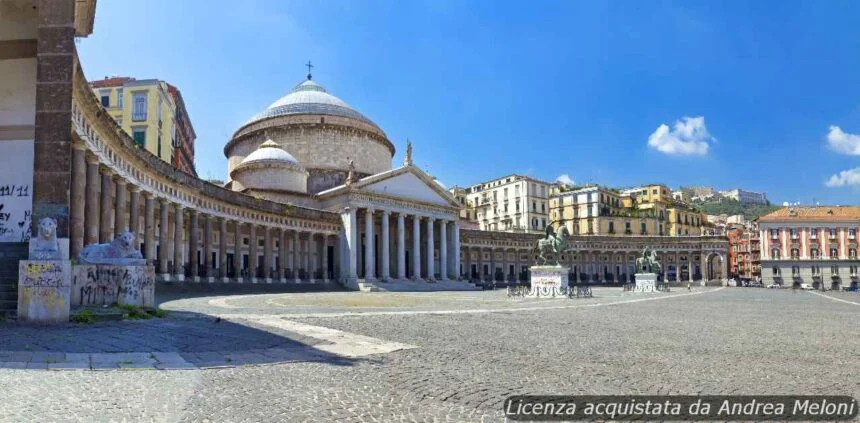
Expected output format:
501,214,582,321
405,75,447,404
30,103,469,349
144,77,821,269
70,145,337,283
340,207,460,282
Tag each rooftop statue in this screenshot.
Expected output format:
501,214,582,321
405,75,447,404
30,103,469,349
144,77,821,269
78,231,145,265
534,224,570,265
404,139,413,166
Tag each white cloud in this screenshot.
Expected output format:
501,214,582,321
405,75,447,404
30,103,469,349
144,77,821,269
647,116,714,156
825,167,860,187
556,174,574,186
826,126,860,155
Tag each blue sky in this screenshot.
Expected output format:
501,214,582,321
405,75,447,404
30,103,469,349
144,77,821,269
78,0,860,205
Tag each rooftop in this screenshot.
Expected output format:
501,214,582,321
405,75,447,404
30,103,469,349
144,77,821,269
759,206,860,222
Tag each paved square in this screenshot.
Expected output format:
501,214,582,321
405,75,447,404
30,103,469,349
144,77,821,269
1,287,859,422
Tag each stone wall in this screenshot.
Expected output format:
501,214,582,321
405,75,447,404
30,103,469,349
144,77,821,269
71,265,156,308
18,260,71,323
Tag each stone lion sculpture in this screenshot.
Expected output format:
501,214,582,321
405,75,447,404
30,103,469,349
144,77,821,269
29,217,62,260
78,231,145,265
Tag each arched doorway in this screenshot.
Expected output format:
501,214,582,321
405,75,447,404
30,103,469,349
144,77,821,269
705,253,724,281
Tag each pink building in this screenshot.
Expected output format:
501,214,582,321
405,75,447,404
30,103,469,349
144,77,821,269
759,207,860,289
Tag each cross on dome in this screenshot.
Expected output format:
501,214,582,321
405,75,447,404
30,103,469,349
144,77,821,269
306,60,314,80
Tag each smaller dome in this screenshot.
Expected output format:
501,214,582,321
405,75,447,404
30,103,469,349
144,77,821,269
240,139,299,166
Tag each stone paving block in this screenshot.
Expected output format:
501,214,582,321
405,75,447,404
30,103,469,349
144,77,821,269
48,362,90,370
62,353,91,364
153,362,197,370
1,351,33,362
25,362,47,369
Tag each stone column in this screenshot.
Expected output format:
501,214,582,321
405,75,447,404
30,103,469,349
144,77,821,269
263,226,273,283
129,187,141,249
85,155,100,246
233,221,243,282
303,233,311,281
412,215,422,280
249,223,258,283
279,229,288,282
188,210,199,281
342,207,358,282
293,230,301,282
490,247,496,282
158,199,169,277
364,209,375,281
70,144,86,257
440,220,448,280
32,0,75,240
173,204,184,281
322,235,330,281
381,211,390,281
397,213,406,279
203,214,212,281
99,169,113,243
462,246,470,280
219,218,228,282
114,178,127,237
426,217,435,281
453,221,461,280
143,193,155,260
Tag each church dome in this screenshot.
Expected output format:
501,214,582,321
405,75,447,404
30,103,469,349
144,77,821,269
243,79,380,130
239,139,299,166
231,139,308,194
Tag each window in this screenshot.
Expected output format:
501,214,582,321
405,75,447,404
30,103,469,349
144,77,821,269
117,89,124,108
532,202,536,212
831,266,839,274
792,266,800,277
157,97,163,121
608,222,615,233
541,203,545,213
850,228,857,239
791,248,799,259
830,228,838,238
100,91,110,107
811,266,820,276
132,92,147,121
773,267,780,276
851,266,857,276
831,248,838,257
771,229,778,239
625,222,631,233
850,248,857,258
810,248,819,259
810,228,818,239
541,218,546,228
772,248,780,259
131,128,145,147
640,221,647,234
790,228,798,239
587,220,594,233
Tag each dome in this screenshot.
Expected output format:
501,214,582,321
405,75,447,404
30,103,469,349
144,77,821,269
239,139,299,167
243,78,380,129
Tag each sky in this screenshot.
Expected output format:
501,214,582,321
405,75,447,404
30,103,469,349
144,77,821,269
77,0,860,205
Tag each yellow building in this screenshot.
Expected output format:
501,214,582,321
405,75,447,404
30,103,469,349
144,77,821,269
90,77,176,164
551,184,708,237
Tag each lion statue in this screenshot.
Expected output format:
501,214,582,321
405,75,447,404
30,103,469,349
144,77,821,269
78,231,145,265
29,217,62,260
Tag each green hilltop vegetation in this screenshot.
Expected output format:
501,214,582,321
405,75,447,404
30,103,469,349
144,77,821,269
691,197,781,221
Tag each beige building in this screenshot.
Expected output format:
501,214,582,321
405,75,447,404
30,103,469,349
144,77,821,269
450,175,551,234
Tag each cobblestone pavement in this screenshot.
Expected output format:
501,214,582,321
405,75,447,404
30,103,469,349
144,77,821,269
2,287,860,422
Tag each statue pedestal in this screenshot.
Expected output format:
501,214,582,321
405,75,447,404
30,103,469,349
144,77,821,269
17,261,71,324
71,265,156,308
634,273,657,293
528,265,570,297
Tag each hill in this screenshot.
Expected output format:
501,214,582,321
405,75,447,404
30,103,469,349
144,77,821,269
691,197,780,221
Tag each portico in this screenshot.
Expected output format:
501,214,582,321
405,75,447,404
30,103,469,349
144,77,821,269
319,164,462,289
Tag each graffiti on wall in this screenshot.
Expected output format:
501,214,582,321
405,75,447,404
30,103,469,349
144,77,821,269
72,265,156,308
0,140,34,242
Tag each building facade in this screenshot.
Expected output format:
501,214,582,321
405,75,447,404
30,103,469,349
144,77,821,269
167,84,196,176
450,175,551,234
720,188,768,205
727,225,760,281
89,77,181,166
759,207,860,289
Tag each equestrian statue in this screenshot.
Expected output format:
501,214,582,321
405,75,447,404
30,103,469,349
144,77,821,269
635,246,662,275
534,224,571,265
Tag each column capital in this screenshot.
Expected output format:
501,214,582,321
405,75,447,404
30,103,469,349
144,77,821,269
158,197,170,205
99,166,114,176
427,216,436,222
381,210,391,216
72,141,87,151
141,190,153,199
86,152,100,165
129,185,141,193
112,175,127,185
365,207,375,214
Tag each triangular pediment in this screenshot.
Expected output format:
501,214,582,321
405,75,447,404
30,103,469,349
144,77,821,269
316,165,459,208
362,171,453,206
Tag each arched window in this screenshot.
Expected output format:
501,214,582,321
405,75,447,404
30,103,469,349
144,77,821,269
790,248,799,259
772,249,780,259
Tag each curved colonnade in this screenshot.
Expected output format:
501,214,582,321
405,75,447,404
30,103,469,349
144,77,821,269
69,59,341,283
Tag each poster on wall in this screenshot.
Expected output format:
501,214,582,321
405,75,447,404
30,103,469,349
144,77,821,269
0,140,33,243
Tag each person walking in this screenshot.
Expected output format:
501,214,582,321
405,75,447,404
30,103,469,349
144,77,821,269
687,281,691,291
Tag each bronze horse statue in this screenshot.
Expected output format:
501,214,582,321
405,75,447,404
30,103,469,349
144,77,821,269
534,225,571,265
